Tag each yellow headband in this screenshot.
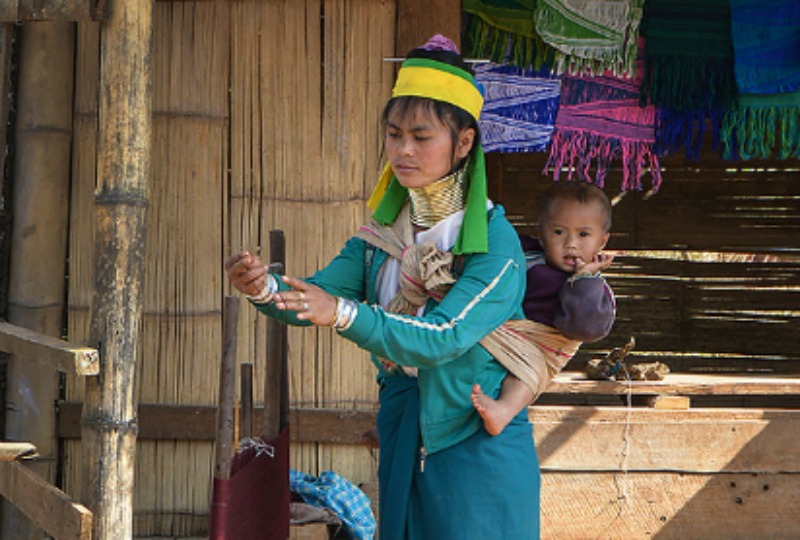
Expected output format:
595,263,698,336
392,58,483,121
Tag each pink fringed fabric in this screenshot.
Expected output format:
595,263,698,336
544,39,662,192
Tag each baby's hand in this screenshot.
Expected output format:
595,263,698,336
574,252,614,277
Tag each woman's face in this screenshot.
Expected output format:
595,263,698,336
385,106,474,189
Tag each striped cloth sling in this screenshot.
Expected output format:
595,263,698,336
355,211,580,401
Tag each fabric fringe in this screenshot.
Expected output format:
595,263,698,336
544,129,663,192
463,14,553,70
721,102,800,161
655,107,723,160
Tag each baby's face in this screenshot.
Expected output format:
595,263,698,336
538,198,609,273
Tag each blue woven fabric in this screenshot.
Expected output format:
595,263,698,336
290,469,376,540
729,0,800,95
474,62,560,153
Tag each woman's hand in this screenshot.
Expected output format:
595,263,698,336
275,275,339,327
224,251,268,296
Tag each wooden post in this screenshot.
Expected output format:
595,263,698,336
3,21,75,540
0,0,107,22
395,0,461,56
214,297,240,481
263,230,286,440
81,0,152,538
240,362,253,440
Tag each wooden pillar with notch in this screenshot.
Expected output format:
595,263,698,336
395,0,461,56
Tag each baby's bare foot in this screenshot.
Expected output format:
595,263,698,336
470,384,507,436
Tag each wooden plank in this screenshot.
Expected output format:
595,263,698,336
0,0,105,21
0,321,98,375
532,406,800,473
540,471,799,540
0,460,92,540
0,442,38,461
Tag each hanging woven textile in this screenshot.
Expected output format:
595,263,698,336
721,0,800,160
462,0,553,70
533,0,643,77
640,0,737,160
474,62,561,153
543,39,662,193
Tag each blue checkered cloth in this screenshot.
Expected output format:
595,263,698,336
290,469,376,540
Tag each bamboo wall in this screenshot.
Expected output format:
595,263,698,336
66,1,395,536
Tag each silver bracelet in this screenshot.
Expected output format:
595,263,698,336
333,297,358,331
247,273,278,304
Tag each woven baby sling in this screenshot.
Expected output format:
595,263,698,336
355,209,580,400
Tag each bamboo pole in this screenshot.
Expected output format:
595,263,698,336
3,21,75,540
80,0,152,538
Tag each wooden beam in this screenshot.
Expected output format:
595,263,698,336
0,321,99,376
58,403,377,445
57,402,800,473
0,0,106,21
546,371,800,396
0,460,92,540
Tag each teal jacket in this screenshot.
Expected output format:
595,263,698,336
254,205,526,454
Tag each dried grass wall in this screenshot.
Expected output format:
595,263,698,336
65,1,395,536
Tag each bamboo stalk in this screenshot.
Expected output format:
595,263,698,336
3,21,76,540
81,0,152,538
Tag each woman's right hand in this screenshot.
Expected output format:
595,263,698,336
224,251,268,297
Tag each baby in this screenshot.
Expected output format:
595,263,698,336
472,181,616,435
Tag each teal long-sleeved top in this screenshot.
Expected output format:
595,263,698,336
254,205,526,454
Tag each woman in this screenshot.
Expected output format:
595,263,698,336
225,35,540,539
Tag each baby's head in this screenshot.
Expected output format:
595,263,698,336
536,182,612,274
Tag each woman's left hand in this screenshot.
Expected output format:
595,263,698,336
275,275,339,327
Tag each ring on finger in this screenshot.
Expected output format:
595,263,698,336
303,302,309,311
299,292,306,301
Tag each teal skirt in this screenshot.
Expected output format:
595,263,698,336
377,376,540,540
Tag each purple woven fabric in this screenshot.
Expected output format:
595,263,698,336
544,39,662,192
